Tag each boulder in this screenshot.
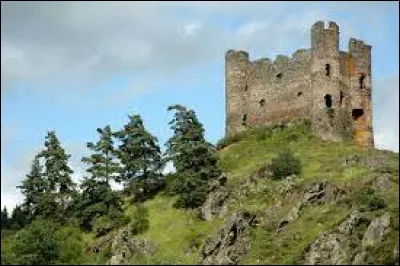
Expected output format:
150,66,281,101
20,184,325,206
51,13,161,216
361,212,391,248
199,173,231,221
109,226,156,265
303,232,349,265
303,211,367,265
278,181,345,230
372,174,393,192
199,212,255,265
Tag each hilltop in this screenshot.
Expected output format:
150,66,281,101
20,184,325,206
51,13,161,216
2,121,399,265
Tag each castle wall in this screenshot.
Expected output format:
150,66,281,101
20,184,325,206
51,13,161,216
225,21,374,147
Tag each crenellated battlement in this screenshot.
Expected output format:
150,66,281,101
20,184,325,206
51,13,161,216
225,21,374,147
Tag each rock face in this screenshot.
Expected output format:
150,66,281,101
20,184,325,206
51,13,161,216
278,181,345,230
303,211,392,265
199,212,255,265
199,174,230,221
109,226,156,265
303,211,368,265
372,174,393,192
361,212,391,248
304,232,350,265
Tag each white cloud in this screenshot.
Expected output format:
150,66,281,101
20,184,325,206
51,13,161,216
373,76,399,152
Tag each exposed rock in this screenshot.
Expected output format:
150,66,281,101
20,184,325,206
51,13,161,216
303,211,368,265
361,212,391,248
109,226,156,265
372,174,393,192
342,153,390,171
303,232,349,265
302,181,345,204
200,188,230,221
338,211,366,235
278,181,345,230
199,174,231,221
199,212,256,265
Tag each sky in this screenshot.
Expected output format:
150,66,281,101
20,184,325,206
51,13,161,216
1,1,399,211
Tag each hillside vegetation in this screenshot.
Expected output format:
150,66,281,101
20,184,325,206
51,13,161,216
2,121,399,265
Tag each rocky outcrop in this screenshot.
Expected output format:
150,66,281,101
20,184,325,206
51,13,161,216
277,181,345,230
109,226,156,265
352,212,392,264
304,232,350,265
303,211,392,265
199,174,230,221
199,212,256,265
372,174,394,192
303,211,368,265
342,153,392,171
362,212,391,247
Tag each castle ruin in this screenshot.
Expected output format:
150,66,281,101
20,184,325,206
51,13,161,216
225,21,374,147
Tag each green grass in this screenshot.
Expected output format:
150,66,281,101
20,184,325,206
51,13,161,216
125,194,224,265
3,122,398,265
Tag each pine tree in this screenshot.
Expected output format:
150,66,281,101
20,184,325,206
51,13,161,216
17,154,47,220
165,105,221,208
9,205,29,230
75,126,123,231
114,115,163,182
39,131,76,218
1,206,9,230
81,125,121,183
165,105,220,179
74,175,123,231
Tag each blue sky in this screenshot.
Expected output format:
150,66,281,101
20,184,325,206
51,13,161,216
1,1,399,210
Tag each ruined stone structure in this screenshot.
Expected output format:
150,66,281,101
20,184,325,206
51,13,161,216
225,21,374,147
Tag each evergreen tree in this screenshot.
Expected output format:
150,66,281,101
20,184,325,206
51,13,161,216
165,105,221,208
17,154,47,220
75,126,124,231
81,125,121,183
165,105,220,179
74,175,123,231
9,205,29,230
38,131,76,218
1,206,9,230
114,115,163,182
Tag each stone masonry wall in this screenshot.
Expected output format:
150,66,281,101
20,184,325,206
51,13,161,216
225,21,374,147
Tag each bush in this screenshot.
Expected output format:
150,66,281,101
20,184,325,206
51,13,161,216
270,148,301,180
130,204,150,235
92,215,117,237
355,188,387,212
12,219,60,265
54,225,86,264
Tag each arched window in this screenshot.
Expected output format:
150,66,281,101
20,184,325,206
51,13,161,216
324,94,332,108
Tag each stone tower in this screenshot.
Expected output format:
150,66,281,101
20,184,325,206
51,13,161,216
225,21,374,147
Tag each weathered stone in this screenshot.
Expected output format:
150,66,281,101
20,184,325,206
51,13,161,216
199,188,230,221
361,212,391,248
199,212,255,265
226,21,374,147
372,174,393,192
303,232,349,265
303,211,370,265
338,211,366,235
109,226,156,265
278,181,345,230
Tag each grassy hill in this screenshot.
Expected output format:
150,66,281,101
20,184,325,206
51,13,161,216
2,122,399,265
